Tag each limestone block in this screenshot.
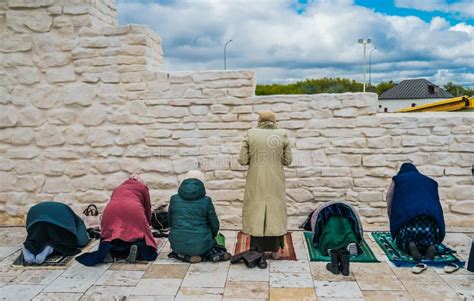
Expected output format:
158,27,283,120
451,125,471,134
142,158,173,173
145,174,178,189
87,128,115,147
48,108,77,125
5,147,40,159
64,162,91,177
5,127,34,145
35,126,65,146
331,138,366,148
210,104,230,114
124,144,152,157
47,66,76,83
444,167,471,176
321,167,351,177
52,15,73,28
449,143,473,152
432,126,450,136
367,136,392,149
115,126,146,145
0,34,32,53
47,5,62,15
72,174,106,191
172,157,198,173
31,86,61,109
328,155,361,167
43,176,73,193
36,52,71,69
427,136,451,146
0,158,14,171
7,0,54,8
147,106,189,118
92,160,121,174
360,128,386,137
15,159,42,174
14,176,36,192
447,186,473,200
451,201,474,215
64,5,89,15
80,104,106,126
287,189,313,202
307,118,355,129
146,129,171,138
295,137,329,150
100,72,120,83
401,136,428,146
0,87,10,105
6,9,52,32
366,167,396,178
333,107,358,117
77,191,110,204
64,125,87,145
0,172,16,192
0,107,18,128
16,66,41,85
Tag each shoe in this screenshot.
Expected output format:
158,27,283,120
347,243,358,256
326,249,340,275
338,249,350,276
126,245,138,263
408,242,422,261
230,252,244,264
103,252,114,263
223,252,231,261
257,255,267,269
424,245,436,260
189,256,202,264
272,251,281,260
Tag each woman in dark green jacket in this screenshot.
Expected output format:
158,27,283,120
168,170,230,263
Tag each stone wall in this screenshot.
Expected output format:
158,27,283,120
1,1,473,228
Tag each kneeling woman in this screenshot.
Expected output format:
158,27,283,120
23,202,89,264
168,170,230,263
387,163,445,261
77,174,157,265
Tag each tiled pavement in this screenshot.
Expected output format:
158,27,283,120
0,227,472,301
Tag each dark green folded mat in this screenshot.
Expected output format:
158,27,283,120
372,231,465,268
304,231,378,262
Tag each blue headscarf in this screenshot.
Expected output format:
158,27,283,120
397,162,418,175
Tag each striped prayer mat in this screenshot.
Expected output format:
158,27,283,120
234,232,297,260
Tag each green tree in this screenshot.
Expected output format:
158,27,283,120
444,82,474,97
375,81,396,96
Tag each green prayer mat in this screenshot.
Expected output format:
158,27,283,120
372,231,465,268
304,231,378,262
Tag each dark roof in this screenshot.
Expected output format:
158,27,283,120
379,79,453,100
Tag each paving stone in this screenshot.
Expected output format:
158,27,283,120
0,284,44,300
223,281,269,299
403,280,462,300
270,260,310,273
269,287,317,301
362,290,414,301
43,263,109,293
352,262,405,290
80,285,134,300
291,231,309,261
32,292,83,301
391,267,444,283
143,264,189,279
109,262,151,271
10,269,63,285
0,246,21,260
181,261,229,288
310,262,356,281
176,287,224,301
270,272,314,288
95,270,144,286
314,280,363,298
440,274,474,299
228,262,269,282
131,278,182,296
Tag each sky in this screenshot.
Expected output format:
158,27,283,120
117,0,474,87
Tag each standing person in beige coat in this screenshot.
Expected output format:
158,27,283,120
238,111,292,259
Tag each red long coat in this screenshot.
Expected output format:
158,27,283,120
101,179,157,249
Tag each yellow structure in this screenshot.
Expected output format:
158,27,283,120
396,96,474,112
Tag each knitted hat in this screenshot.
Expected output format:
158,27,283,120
184,170,206,183
258,111,276,123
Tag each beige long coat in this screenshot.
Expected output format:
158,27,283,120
238,123,292,237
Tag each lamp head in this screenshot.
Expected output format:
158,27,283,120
367,38,372,44
358,39,363,44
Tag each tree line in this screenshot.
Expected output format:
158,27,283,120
255,78,473,97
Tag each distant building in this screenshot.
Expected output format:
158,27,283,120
378,79,453,112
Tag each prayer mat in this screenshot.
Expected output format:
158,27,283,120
13,251,75,268
234,232,297,260
304,231,378,262
372,231,465,268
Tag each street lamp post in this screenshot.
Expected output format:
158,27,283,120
368,47,376,88
224,39,232,70
358,38,371,92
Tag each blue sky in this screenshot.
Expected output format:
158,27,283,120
117,0,474,87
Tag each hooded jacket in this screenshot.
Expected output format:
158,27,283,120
390,163,445,241
168,178,220,256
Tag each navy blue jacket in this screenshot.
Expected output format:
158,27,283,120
390,163,445,241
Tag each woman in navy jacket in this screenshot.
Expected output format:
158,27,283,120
386,163,445,261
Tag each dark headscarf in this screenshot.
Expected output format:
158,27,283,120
397,162,418,175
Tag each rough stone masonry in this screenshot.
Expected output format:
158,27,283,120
0,0,473,229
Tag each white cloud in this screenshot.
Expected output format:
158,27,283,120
395,0,474,19
117,0,474,87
